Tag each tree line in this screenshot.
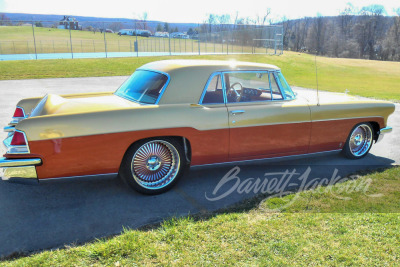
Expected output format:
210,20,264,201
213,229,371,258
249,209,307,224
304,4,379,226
282,5,400,61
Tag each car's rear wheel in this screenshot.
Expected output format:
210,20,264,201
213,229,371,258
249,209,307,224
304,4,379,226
342,123,374,159
119,138,187,194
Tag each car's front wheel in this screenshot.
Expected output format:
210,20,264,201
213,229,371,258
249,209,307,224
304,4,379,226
119,138,187,194
342,123,374,159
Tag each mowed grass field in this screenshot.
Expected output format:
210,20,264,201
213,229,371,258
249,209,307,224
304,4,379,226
0,26,265,55
2,167,399,265
0,51,399,101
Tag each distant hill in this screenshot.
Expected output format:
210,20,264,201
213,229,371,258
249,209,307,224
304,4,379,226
2,13,200,32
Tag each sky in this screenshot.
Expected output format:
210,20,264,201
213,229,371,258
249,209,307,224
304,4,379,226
0,0,399,23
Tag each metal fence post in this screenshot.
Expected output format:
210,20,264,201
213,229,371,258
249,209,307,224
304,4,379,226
69,27,74,59
205,28,207,54
226,30,229,55
168,33,171,55
135,21,139,57
274,26,277,55
198,24,200,55
31,21,38,60
103,23,108,58
281,25,284,55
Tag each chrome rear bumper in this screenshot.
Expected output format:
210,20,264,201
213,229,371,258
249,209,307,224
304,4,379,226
376,126,392,143
0,157,41,183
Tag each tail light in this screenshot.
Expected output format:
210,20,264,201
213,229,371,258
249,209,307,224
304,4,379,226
13,107,26,118
10,131,27,146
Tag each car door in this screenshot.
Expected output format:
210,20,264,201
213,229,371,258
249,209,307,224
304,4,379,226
194,72,230,165
224,71,312,161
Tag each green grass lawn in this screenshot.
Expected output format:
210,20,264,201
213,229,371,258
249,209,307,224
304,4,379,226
2,167,399,266
1,52,399,101
0,26,261,55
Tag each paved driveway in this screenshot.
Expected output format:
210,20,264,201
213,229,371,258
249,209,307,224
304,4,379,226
0,77,398,257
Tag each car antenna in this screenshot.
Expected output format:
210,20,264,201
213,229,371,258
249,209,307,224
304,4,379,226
315,50,320,106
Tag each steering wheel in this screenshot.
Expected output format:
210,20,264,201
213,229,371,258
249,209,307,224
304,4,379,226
229,82,243,102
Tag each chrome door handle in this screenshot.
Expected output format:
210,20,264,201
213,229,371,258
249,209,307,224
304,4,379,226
230,110,245,115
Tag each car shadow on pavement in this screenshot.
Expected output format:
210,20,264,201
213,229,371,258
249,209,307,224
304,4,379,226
0,152,395,258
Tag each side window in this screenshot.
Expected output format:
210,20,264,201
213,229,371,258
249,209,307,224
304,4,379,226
201,74,224,104
225,72,272,103
270,73,284,100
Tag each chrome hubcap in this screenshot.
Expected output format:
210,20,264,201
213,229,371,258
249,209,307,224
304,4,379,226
354,134,363,146
131,140,180,190
349,124,373,157
146,156,162,171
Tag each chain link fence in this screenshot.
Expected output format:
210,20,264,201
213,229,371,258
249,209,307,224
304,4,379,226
0,20,283,60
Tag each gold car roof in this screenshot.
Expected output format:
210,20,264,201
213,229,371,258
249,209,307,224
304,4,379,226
138,60,280,104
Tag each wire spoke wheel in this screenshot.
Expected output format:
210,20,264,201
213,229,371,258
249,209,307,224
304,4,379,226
131,140,181,190
348,124,373,157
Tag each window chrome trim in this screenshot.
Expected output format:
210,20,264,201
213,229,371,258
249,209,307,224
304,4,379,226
198,72,225,105
114,69,171,105
199,70,296,106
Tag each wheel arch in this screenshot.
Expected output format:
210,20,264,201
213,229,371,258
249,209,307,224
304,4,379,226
368,121,381,142
120,135,192,168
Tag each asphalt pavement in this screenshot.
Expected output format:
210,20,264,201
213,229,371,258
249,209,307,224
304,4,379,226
0,76,398,257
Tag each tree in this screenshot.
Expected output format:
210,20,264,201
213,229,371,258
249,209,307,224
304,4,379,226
309,15,327,55
156,24,163,32
109,22,123,32
0,13,11,26
355,4,387,59
138,12,148,30
35,22,43,27
163,22,169,32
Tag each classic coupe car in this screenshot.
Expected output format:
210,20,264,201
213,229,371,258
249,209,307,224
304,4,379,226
0,60,395,194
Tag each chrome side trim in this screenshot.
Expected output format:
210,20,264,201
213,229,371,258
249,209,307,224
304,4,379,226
191,149,342,169
0,157,42,168
376,126,392,143
311,116,384,123
38,173,118,183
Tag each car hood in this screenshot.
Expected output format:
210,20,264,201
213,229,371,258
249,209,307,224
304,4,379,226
29,93,141,117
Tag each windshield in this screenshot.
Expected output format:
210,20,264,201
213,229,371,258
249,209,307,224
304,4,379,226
115,70,169,104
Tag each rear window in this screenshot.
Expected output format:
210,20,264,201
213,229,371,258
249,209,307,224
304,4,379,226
115,70,168,104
